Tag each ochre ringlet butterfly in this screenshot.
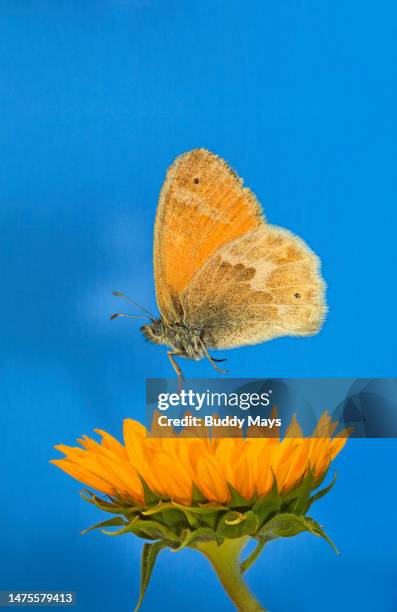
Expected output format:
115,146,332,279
112,149,326,387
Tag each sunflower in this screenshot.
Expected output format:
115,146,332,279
52,413,347,611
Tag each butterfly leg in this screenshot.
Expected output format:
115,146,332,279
167,351,185,391
200,342,229,375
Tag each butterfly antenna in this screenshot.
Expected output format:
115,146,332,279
110,313,149,321
112,291,156,322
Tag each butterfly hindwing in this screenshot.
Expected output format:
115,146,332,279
180,225,326,349
153,149,264,323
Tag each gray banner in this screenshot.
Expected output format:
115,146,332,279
146,378,397,437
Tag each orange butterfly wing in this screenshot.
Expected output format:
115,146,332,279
180,225,326,349
153,149,264,323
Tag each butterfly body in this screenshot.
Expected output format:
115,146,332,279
141,320,205,361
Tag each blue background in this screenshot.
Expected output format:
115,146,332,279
1,1,396,610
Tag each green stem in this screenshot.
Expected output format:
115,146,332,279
195,537,266,612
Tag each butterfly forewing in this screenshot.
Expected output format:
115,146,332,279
154,149,264,323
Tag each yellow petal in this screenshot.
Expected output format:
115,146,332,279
51,459,114,496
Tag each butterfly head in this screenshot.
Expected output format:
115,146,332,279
140,319,167,346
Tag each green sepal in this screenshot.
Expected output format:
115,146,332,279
195,509,219,530
134,541,167,612
217,510,259,539
224,511,246,525
191,483,206,504
308,472,337,510
156,507,187,529
129,519,180,543
227,484,251,509
81,516,128,536
102,517,140,536
142,502,219,532
180,510,200,530
312,467,329,490
141,501,175,516
258,512,338,553
304,517,339,554
197,501,230,512
113,490,141,508
252,477,281,525
81,490,133,515
142,501,200,529
142,500,227,516
259,512,307,538
139,476,160,506
289,472,315,515
171,527,216,551
142,499,227,530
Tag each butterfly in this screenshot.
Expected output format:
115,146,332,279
112,149,326,388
